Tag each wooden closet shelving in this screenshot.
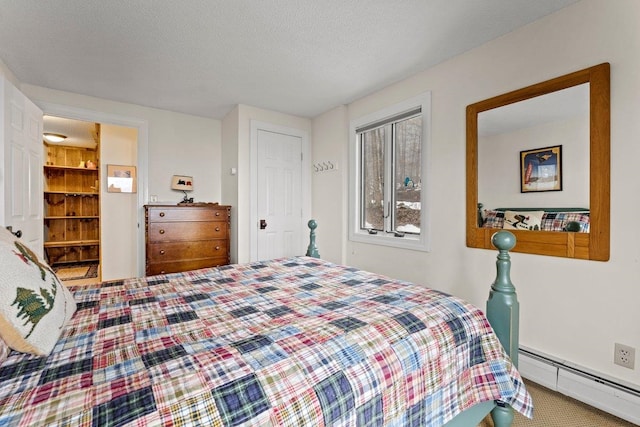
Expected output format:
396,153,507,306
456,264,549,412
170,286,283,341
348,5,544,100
44,136,100,266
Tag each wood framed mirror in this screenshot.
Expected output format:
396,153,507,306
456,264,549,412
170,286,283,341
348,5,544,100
466,63,610,260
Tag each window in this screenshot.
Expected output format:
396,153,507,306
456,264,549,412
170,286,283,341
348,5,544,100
349,93,431,251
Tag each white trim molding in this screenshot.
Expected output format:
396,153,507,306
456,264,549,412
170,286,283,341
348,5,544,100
348,92,432,252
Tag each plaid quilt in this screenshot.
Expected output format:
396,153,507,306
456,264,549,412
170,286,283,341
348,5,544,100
0,257,532,426
482,209,590,232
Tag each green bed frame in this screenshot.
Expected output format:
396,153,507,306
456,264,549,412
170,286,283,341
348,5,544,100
448,230,519,426
305,221,521,427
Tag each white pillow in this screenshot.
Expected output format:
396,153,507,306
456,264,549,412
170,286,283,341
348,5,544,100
503,210,544,231
0,227,77,355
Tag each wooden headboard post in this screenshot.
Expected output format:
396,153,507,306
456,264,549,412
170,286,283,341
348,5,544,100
486,230,519,427
305,219,320,258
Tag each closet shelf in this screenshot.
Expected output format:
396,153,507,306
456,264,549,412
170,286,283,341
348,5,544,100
44,165,98,171
44,191,98,196
44,216,99,220
44,240,100,248
44,138,101,268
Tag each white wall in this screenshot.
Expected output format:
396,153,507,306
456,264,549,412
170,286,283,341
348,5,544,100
0,58,19,87
312,0,640,387
100,124,138,281
221,106,240,263
311,105,348,264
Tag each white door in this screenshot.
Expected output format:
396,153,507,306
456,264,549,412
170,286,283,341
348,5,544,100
256,129,303,260
1,78,43,256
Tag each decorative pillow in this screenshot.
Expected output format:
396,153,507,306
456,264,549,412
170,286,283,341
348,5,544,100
482,210,505,229
541,212,590,232
0,337,11,363
503,210,544,231
0,227,76,355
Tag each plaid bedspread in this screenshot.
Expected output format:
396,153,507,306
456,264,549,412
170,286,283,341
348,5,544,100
0,257,532,426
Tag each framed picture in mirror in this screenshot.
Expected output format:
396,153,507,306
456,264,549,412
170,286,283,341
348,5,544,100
520,145,562,193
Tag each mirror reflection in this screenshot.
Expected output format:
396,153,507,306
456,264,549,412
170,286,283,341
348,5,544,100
478,84,590,232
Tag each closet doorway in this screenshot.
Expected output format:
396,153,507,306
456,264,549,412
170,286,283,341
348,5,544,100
43,115,139,284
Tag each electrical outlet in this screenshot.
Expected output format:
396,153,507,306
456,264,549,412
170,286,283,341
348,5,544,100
614,343,635,369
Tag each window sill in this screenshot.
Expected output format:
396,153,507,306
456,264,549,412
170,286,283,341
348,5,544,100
349,230,429,252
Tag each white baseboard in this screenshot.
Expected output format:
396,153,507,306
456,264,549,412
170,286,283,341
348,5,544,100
518,348,640,425
518,350,557,390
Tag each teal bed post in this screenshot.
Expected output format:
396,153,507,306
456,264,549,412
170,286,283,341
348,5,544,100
306,219,320,258
487,230,518,427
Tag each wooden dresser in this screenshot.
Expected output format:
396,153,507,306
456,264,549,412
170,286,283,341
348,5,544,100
144,203,231,275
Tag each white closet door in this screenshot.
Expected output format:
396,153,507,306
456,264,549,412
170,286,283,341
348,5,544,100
1,77,44,256
256,128,303,261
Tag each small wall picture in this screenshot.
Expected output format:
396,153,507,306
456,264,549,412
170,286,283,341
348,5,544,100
520,145,562,193
107,164,137,193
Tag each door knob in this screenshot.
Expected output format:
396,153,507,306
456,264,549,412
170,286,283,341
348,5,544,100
259,219,267,230
6,226,22,238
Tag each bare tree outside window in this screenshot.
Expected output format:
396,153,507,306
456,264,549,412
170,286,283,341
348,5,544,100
359,115,422,235
394,116,421,233
361,128,385,230
351,93,429,250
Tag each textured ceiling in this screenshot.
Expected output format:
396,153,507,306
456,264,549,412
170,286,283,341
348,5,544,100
0,0,579,119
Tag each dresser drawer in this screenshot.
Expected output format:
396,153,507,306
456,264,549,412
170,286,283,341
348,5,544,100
147,222,227,242
146,257,228,276
147,240,228,263
144,204,231,276
146,206,228,222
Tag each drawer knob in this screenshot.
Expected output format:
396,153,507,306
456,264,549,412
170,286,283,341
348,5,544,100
160,250,165,255
159,229,165,234
215,246,221,250
215,212,220,216
215,227,220,232
159,212,165,217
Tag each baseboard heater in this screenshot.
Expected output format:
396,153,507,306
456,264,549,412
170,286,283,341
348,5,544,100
518,347,640,425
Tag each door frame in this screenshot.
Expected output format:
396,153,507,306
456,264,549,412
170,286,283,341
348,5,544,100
250,120,311,261
37,102,149,277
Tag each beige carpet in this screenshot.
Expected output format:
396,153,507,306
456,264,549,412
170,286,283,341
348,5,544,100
478,381,636,426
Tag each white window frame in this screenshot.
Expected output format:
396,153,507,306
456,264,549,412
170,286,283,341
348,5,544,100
349,92,431,251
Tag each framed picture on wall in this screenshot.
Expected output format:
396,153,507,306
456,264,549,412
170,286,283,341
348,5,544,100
107,164,137,193
520,145,562,193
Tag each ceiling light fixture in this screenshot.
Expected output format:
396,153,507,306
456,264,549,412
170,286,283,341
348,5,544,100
43,133,67,143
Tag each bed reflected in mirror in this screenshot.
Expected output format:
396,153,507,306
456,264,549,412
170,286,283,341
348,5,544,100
466,63,610,260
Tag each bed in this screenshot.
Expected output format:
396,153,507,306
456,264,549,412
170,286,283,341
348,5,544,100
478,204,590,233
0,223,532,426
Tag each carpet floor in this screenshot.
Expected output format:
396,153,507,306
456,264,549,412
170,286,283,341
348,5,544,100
478,380,636,426
53,262,99,281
